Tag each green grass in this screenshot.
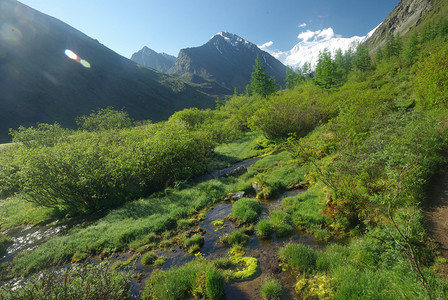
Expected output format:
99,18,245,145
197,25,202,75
220,228,249,246
10,179,230,276
0,263,131,300
232,198,262,224
208,131,267,170
279,243,317,274
141,252,158,266
249,151,308,199
0,195,56,231
281,184,328,236
142,259,224,300
256,220,274,238
269,209,294,238
184,234,205,253
260,278,283,300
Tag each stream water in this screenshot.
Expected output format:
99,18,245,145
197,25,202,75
1,157,321,299
127,189,321,299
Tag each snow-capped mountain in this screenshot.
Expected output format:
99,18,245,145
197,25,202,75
260,26,379,70
168,32,286,92
130,46,176,73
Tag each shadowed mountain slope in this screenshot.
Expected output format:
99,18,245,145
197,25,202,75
0,0,214,142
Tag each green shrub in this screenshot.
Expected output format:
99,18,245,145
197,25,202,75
143,259,224,300
279,243,316,273
141,252,158,266
13,119,214,215
256,220,274,238
232,198,262,223
260,278,283,300
220,229,249,246
75,107,133,131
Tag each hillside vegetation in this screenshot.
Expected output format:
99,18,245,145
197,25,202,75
1,4,448,299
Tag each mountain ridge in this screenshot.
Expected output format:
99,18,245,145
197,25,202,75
167,32,286,93
130,46,176,73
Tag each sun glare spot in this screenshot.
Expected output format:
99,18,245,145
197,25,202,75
64,49,91,68
64,49,78,60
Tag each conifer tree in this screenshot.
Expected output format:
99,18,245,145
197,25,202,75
249,55,277,98
314,49,337,92
353,43,371,71
404,31,419,66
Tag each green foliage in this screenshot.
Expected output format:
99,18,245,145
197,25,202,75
314,49,338,91
269,209,294,237
0,234,13,257
9,123,71,148
384,33,402,59
279,243,317,273
248,55,278,98
260,278,283,300
141,252,158,266
220,228,249,246
256,219,274,238
142,259,224,300
404,31,420,66
232,198,262,223
285,66,304,89
1,263,131,300
75,107,133,131
353,43,371,71
13,120,214,214
248,92,323,140
414,45,448,108
184,234,205,252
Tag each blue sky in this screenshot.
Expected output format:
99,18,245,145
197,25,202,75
19,0,400,58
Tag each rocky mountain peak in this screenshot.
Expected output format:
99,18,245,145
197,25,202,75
366,0,433,51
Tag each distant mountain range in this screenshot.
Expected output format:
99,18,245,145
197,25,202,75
130,47,176,73
0,0,215,142
134,32,287,93
168,32,286,93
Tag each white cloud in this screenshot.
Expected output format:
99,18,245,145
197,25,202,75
258,40,274,51
298,23,307,28
316,28,336,41
297,30,317,42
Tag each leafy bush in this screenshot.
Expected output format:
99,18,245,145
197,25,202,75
143,259,224,300
414,45,448,108
279,243,316,273
260,278,283,300
249,95,322,140
75,107,133,131
13,120,214,214
232,198,262,223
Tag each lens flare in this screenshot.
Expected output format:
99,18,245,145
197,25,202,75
64,49,91,68
64,49,78,60
0,24,22,45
